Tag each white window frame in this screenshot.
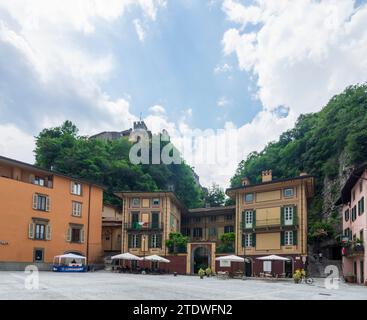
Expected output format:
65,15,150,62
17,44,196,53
244,233,253,247
284,188,294,198
72,201,82,217
152,198,160,206
285,231,293,246
245,210,253,228
284,206,294,226
71,182,82,196
132,234,139,248
151,234,158,248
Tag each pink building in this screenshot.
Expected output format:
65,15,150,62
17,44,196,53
336,164,367,285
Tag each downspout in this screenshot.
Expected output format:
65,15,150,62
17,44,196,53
86,184,92,266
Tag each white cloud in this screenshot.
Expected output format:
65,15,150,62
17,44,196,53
217,96,230,107
149,104,166,114
222,0,367,115
214,63,232,74
134,19,146,42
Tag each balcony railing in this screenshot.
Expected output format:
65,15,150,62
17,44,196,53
343,244,365,257
242,219,297,230
125,222,164,231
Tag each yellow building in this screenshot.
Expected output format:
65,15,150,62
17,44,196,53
102,204,123,254
226,170,314,276
116,192,185,257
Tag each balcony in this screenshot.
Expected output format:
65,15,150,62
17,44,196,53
242,219,297,231
125,222,164,231
343,243,365,257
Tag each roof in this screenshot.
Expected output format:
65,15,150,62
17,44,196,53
0,155,106,190
335,163,367,205
186,205,235,216
114,191,188,213
226,174,315,198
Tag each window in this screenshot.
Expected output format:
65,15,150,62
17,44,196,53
245,210,253,227
132,198,140,207
284,207,294,225
210,216,217,222
225,215,233,221
71,228,81,243
182,228,191,237
244,234,253,247
352,206,357,221
285,231,294,246
72,202,82,217
71,182,82,195
352,191,356,201
150,234,161,248
33,194,50,212
152,198,160,206
245,193,254,203
34,249,44,262
67,226,84,243
35,224,45,240
284,188,294,198
132,234,140,248
209,227,217,237
193,228,202,238
34,176,45,187
344,209,350,222
224,225,234,233
193,217,201,223
151,212,159,229
358,197,365,216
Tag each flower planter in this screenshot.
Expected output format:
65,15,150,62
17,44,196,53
345,275,356,283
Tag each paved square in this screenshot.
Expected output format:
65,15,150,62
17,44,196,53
0,271,366,300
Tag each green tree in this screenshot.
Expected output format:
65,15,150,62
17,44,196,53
216,232,235,253
165,232,188,254
204,183,225,207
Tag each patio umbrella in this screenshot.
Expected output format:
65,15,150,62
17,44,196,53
111,252,143,260
144,255,170,263
256,255,290,276
215,255,245,262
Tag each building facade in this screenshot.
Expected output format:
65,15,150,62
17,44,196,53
181,206,235,247
226,170,314,276
116,192,184,257
337,164,367,285
0,156,104,270
102,204,123,254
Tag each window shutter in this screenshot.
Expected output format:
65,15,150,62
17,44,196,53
128,234,132,248
281,231,285,246
28,223,35,239
46,197,51,212
45,225,52,240
242,233,245,247
252,233,256,247
281,207,285,226
293,230,298,246
253,210,256,228
149,235,153,248
293,206,298,225
137,235,141,248
32,194,38,210
66,227,71,242
80,229,85,243
242,211,246,229
157,234,162,248
362,197,365,214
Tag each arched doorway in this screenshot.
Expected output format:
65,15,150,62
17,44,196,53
245,258,253,277
193,246,210,274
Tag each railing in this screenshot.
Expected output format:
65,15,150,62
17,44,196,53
242,219,296,229
125,222,164,231
344,244,365,257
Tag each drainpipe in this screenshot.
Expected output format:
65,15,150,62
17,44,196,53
86,184,92,266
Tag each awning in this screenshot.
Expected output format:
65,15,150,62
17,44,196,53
111,253,143,261
256,255,290,261
54,253,86,260
215,255,245,262
144,255,170,263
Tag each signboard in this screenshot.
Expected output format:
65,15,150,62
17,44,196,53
263,261,272,272
0,240,9,245
220,260,231,267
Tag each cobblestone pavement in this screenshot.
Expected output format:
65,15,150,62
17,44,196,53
0,271,366,300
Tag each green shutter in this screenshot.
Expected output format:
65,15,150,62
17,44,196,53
157,234,162,248
252,233,256,247
293,230,298,246
281,207,285,226
242,233,245,247
137,235,141,248
293,206,297,226
281,231,285,246
152,212,159,229
362,197,365,214
128,234,132,248
253,210,256,228
242,211,246,229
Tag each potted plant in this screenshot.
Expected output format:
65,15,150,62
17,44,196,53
198,268,205,279
345,272,356,283
205,267,212,277
292,269,306,284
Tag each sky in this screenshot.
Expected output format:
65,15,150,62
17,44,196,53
0,0,367,188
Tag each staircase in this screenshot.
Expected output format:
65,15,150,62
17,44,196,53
308,254,342,278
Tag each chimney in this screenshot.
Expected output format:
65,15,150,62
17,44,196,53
262,170,272,183
242,177,250,186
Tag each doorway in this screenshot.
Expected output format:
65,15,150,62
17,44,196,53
245,259,252,277
193,246,210,274
284,259,293,278
360,260,364,284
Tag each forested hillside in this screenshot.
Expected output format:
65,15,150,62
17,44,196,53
231,84,367,239
34,121,204,209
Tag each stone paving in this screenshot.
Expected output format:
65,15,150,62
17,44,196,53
0,271,366,300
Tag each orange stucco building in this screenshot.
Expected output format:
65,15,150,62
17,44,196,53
0,156,104,270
